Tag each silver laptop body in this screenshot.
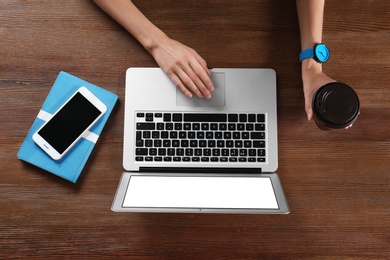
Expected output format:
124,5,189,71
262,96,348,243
112,67,289,213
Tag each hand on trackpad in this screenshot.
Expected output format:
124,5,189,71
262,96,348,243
176,72,226,107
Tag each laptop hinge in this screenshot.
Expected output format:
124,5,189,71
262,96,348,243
139,167,262,174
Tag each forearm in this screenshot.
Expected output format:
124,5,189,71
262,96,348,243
296,0,325,72
93,0,167,52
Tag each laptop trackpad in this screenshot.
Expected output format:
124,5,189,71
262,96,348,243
176,72,226,107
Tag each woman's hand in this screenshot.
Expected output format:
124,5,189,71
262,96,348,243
149,36,214,99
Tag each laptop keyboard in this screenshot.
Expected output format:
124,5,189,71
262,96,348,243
134,112,266,163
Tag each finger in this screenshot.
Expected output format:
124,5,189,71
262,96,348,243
176,70,204,98
183,64,212,99
192,52,214,88
305,103,314,121
168,72,193,98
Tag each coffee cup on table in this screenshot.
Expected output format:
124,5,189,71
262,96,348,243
312,82,360,130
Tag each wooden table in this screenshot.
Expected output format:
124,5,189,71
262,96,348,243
1,1,389,258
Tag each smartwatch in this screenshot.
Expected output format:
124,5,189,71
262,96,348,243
299,43,330,63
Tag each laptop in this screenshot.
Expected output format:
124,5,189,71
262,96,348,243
112,67,289,213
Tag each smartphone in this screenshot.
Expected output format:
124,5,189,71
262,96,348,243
33,87,107,160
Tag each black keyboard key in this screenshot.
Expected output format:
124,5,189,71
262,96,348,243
172,140,180,147
155,113,162,118
136,113,144,117
239,114,247,122
230,149,238,156
239,149,247,156
197,132,205,139
228,114,238,122
235,140,243,148
246,124,254,131
188,131,196,139
137,123,155,130
145,140,153,147
163,140,171,147
165,123,173,130
192,123,200,130
185,149,193,156
228,124,236,131
175,123,182,130
173,113,182,122
222,149,229,156
135,157,143,161
255,124,266,131
251,132,265,139
184,123,191,130
206,132,214,139
257,114,265,122
136,148,148,155
136,139,144,147
248,114,256,122
253,141,266,148
161,131,169,139
164,113,171,121
219,123,227,130
237,124,245,131
146,113,153,121
170,131,178,139
157,123,164,130
149,148,157,155
195,149,202,156
217,140,225,147
184,113,227,122
208,140,216,147
152,131,159,138
143,131,151,138
179,131,187,139
181,140,189,147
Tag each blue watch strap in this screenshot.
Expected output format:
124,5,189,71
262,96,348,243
299,48,314,62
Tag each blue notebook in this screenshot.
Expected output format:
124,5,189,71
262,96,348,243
17,71,118,183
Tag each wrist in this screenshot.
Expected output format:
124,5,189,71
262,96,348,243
301,59,322,76
142,29,169,54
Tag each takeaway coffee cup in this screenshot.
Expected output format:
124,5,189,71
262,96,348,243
312,82,360,130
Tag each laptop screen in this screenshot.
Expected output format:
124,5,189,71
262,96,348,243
122,176,279,209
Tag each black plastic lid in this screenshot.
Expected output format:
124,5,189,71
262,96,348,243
312,82,360,129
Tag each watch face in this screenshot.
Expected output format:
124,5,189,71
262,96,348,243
315,44,330,62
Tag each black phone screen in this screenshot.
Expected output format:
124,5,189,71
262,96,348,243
38,92,102,154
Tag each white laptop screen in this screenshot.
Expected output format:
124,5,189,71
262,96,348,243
123,176,279,209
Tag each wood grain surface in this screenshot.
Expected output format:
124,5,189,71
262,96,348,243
1,0,389,258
